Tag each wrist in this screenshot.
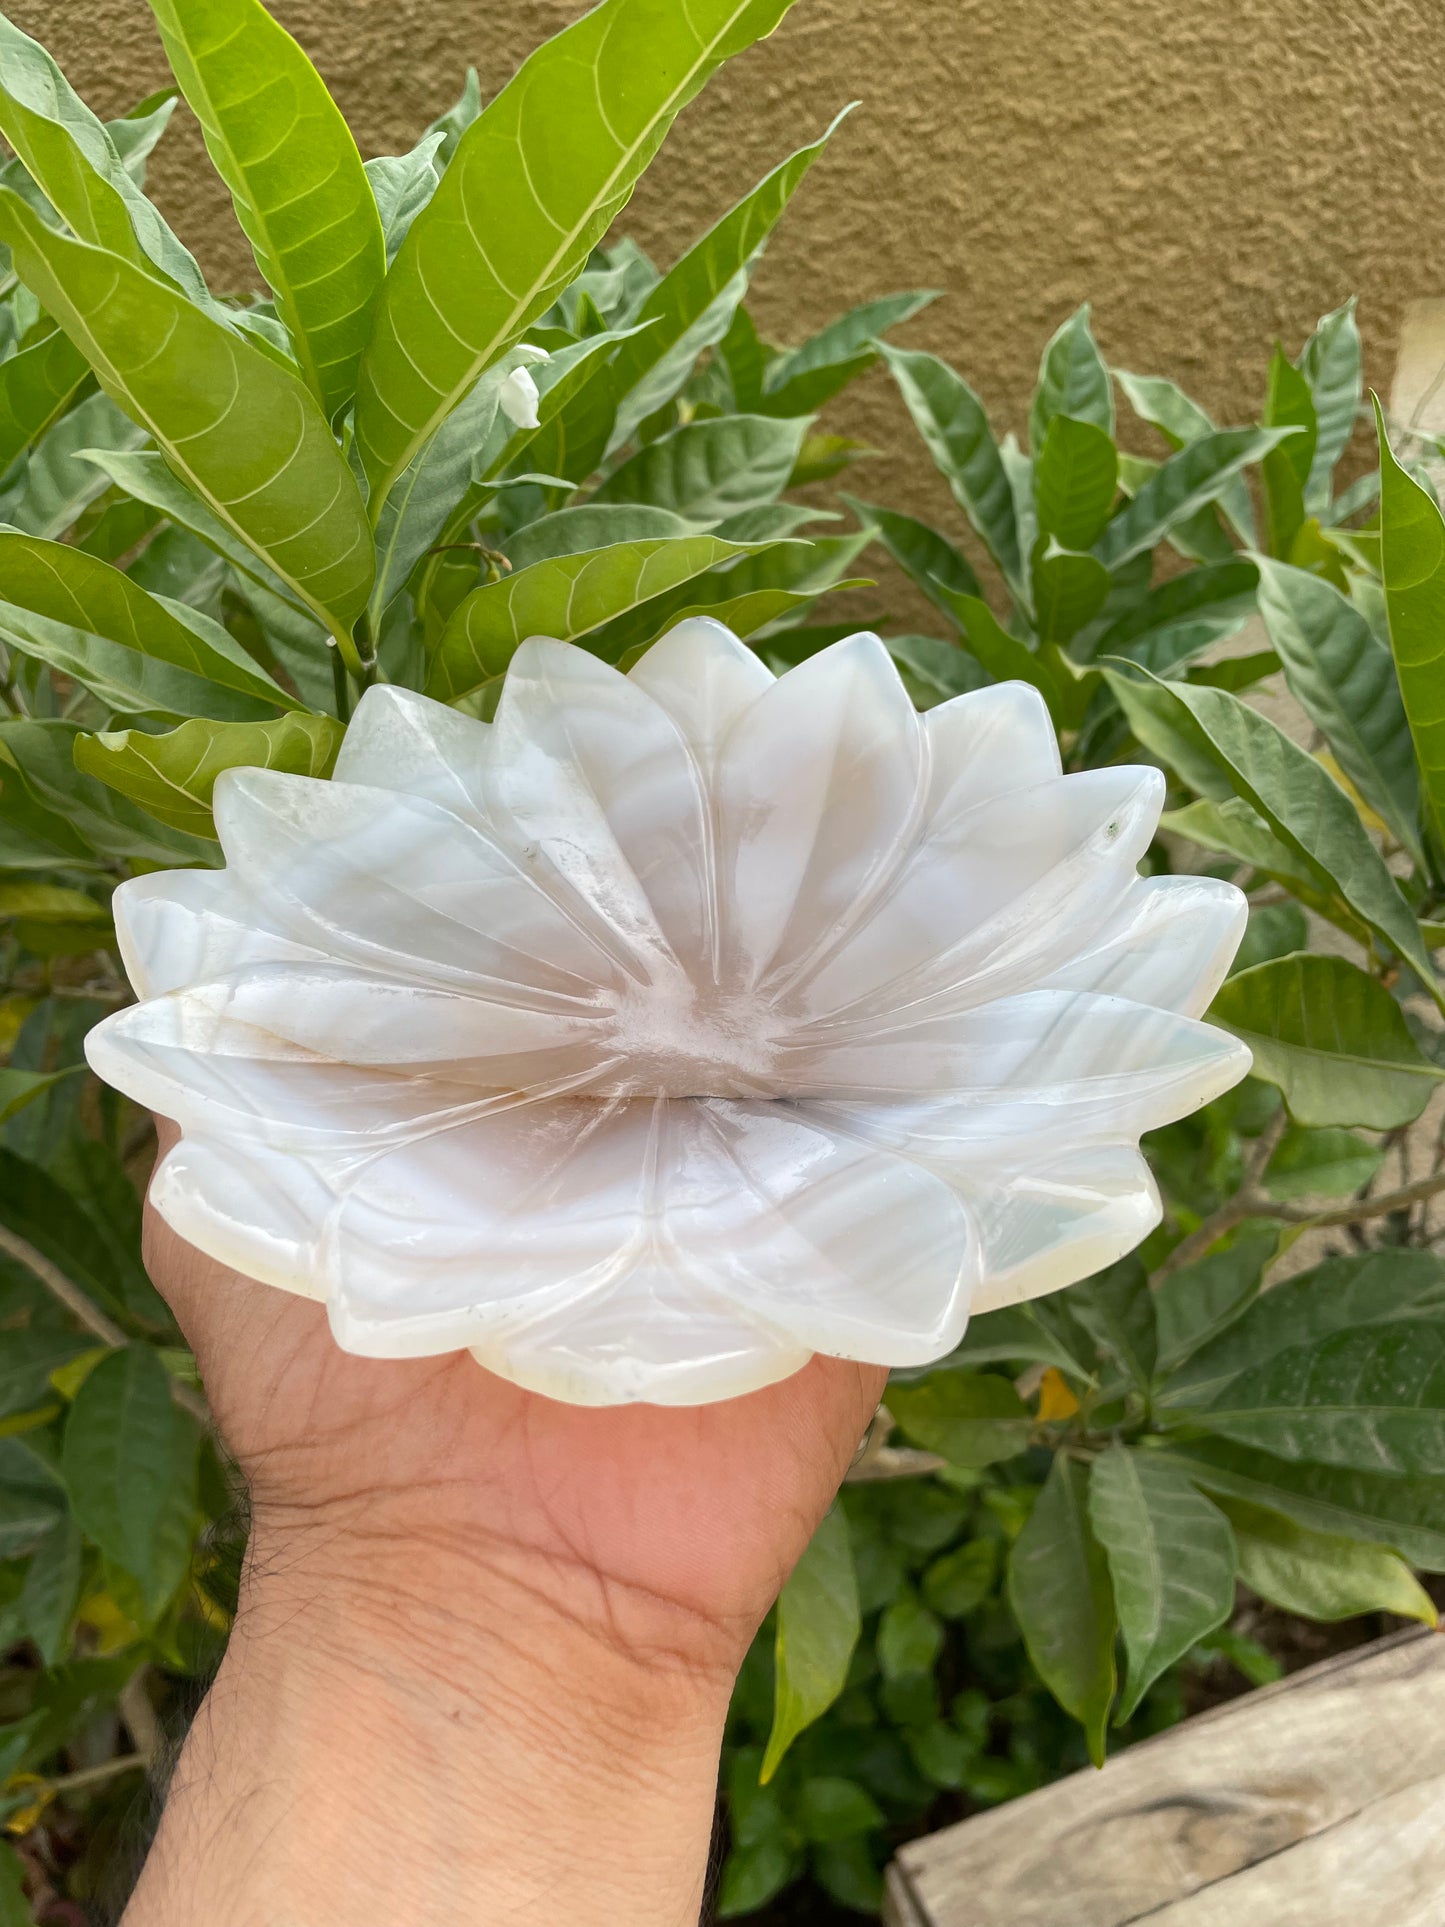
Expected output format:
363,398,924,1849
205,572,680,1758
126,1510,736,1926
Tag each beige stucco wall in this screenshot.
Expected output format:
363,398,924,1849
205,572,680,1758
8,0,1445,525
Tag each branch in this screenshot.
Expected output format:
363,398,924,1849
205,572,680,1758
1153,1110,1287,1282
0,1223,208,1426
1152,1165,1445,1281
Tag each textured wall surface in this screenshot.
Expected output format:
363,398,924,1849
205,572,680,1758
8,0,1445,526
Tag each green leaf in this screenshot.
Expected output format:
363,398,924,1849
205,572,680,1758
1033,414,1118,551
61,1345,197,1611
1088,558,1259,660
480,322,651,491
369,346,546,618
1067,1258,1157,1393
1113,366,1255,542
505,503,700,571
0,1066,82,1126
147,0,385,419
1105,668,1441,997
0,192,375,657
591,412,809,522
883,633,989,710
934,584,1068,724
1253,554,1421,860
759,288,936,417
840,493,982,615
0,13,213,306
426,534,771,701
0,528,296,713
1030,306,1113,451
1160,795,1369,943
921,1538,998,1618
796,1776,884,1844
1219,1494,1435,1625
4,391,144,543
1008,1457,1116,1763
879,341,1023,593
1263,1125,1385,1202
717,1840,794,1917
888,1369,1033,1467
0,716,216,869
1164,1249,1445,1410
1210,953,1443,1129
1096,426,1292,570
877,1591,944,1680
761,1504,858,1782
1260,347,1316,557
19,1516,82,1664
0,322,91,474
365,131,444,267
1032,541,1111,647
1375,399,1445,849
1230,902,1308,975
920,1298,1095,1380
0,1436,66,1559
1088,1446,1236,1721
0,1839,31,1927
1154,1231,1276,1372
1199,1318,1445,1474
599,110,853,453
1298,300,1361,510
353,0,797,510
75,710,344,837
1157,1437,1445,1572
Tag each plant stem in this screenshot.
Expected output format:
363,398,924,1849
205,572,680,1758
0,1223,209,1425
45,1754,147,1796
1153,1110,1288,1281
1153,1163,1445,1281
331,645,352,723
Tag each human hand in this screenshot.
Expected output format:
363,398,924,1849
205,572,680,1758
124,1119,884,1927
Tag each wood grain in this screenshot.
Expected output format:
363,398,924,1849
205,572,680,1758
892,1626,1445,1927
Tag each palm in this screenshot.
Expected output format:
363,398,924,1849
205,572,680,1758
145,1195,883,1643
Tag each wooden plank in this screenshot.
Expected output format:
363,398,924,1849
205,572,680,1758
1141,1771,1445,1926
883,1863,931,1927
893,1626,1445,1927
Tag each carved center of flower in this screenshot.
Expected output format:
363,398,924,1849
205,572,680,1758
603,978,783,1098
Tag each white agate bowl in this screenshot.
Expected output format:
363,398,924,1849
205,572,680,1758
86,621,1251,1406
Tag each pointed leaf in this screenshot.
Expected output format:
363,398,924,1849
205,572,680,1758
1033,414,1118,551
759,288,936,417
63,1345,198,1613
1094,427,1290,569
1376,400,1445,849
147,0,385,418
933,583,1068,723
1219,1494,1435,1625
1008,1456,1115,1763
1154,1231,1276,1373
1088,1446,1235,1720
1158,1437,1445,1572
1068,1257,1157,1393
592,412,809,522
761,1503,859,1781
1113,366,1255,542
0,529,296,711
0,192,375,651
1254,554,1420,859
888,1369,1033,1468
840,493,982,613
426,534,772,700
1263,1124,1384,1201
365,130,445,268
1032,541,1111,646
0,715,216,867
1030,306,1113,451
879,341,1022,592
0,13,214,306
1298,300,1361,509
354,0,798,510
1211,953,1443,1129
19,1516,83,1664
1105,668,1440,997
1162,1250,1445,1408
599,110,854,454
0,322,91,473
75,710,343,837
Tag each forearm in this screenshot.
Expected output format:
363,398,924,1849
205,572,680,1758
123,1520,735,1927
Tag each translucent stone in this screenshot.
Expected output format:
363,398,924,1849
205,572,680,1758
87,619,1251,1406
